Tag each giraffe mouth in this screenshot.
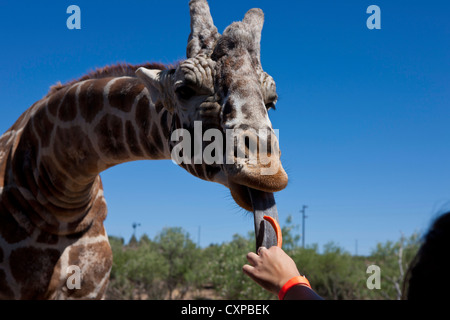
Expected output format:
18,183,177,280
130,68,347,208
224,151,287,250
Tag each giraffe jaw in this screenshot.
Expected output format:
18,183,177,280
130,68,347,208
226,163,287,211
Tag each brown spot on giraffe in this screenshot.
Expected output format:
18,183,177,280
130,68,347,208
11,125,40,194
134,96,164,159
0,203,29,245
125,120,144,157
47,88,68,118
33,109,54,149
54,125,99,178
78,79,107,123
0,270,14,299
9,246,61,299
155,100,164,114
135,95,151,134
95,114,128,161
222,98,237,123
36,230,59,245
160,110,170,139
108,78,145,113
57,85,78,122
150,123,164,154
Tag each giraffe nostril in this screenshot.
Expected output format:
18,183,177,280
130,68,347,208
244,136,251,151
229,129,281,163
265,135,272,155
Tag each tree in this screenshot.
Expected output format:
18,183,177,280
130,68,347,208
369,232,421,299
155,227,200,299
281,215,300,250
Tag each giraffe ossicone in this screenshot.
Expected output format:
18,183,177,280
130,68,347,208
0,0,287,299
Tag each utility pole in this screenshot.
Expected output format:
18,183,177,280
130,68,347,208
300,205,308,248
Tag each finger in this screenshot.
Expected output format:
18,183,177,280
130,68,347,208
257,246,268,255
246,252,259,265
242,264,255,277
258,246,269,256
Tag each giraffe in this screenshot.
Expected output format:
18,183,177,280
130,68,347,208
0,0,288,299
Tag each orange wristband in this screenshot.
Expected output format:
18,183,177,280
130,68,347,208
278,276,312,300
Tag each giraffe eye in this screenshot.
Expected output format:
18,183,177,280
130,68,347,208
265,93,278,111
265,102,276,111
175,85,196,100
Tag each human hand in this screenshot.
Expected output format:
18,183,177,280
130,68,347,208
242,246,301,295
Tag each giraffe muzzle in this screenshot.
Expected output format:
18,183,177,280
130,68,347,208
247,187,279,250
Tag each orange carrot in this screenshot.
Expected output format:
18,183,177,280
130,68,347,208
263,215,282,248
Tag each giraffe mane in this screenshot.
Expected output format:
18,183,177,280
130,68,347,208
46,62,171,97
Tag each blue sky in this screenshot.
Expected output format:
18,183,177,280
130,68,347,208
1,1,449,256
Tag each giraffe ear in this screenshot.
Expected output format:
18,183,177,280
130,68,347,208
136,68,162,91
136,67,175,112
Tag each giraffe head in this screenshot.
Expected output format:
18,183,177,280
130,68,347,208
136,0,287,212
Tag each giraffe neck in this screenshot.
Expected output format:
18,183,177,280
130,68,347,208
1,75,174,236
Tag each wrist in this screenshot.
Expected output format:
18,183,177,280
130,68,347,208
278,275,312,300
